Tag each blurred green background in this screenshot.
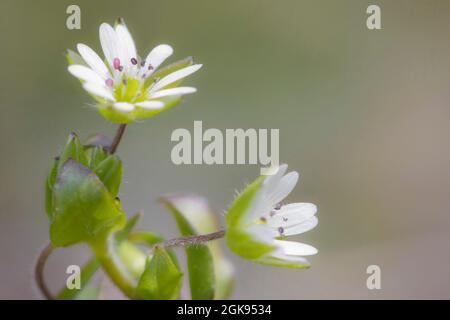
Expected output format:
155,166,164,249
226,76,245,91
1,0,450,299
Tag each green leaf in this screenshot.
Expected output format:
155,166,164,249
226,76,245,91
56,258,100,300
49,159,126,247
136,248,183,300
45,157,59,218
74,282,103,300
160,196,215,300
115,212,142,242
92,155,122,197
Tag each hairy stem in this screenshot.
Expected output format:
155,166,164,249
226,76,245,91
34,243,54,300
155,230,226,250
109,124,127,154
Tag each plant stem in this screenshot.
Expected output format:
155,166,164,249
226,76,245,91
90,234,137,299
34,243,54,300
109,124,127,154
155,230,226,250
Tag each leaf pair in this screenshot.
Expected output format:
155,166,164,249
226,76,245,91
45,133,125,247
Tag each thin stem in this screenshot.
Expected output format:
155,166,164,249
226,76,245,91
109,124,127,154
34,243,55,300
90,234,137,299
155,230,226,250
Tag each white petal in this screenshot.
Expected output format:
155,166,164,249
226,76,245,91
77,43,110,79
268,203,317,228
82,82,115,101
99,23,119,66
115,23,137,73
267,171,299,206
68,65,105,86
113,102,135,112
148,87,197,99
263,164,288,194
143,44,173,71
274,240,318,256
149,64,202,93
281,216,318,236
269,252,310,265
135,100,165,109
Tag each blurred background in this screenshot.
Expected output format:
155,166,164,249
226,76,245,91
1,0,450,299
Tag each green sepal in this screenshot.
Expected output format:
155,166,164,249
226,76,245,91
225,176,264,228
92,155,122,197
49,159,126,247
87,146,107,169
58,132,89,171
225,227,274,260
66,49,87,66
136,247,183,300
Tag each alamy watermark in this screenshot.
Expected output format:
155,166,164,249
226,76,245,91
171,121,279,175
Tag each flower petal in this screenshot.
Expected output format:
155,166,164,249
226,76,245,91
99,23,119,67
82,82,115,101
135,100,165,109
149,64,202,93
268,203,317,228
113,102,135,112
273,240,318,256
281,216,318,236
267,171,299,206
143,44,173,72
77,43,110,79
115,23,137,73
68,65,105,86
148,87,197,99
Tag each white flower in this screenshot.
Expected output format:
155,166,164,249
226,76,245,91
67,19,202,123
225,164,318,268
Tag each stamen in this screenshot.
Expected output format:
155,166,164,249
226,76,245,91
122,79,127,85
278,227,284,236
260,217,267,223
105,78,114,87
113,58,121,70
140,60,146,67
274,203,282,210
282,217,288,222
148,64,154,70
131,58,138,65
118,66,124,72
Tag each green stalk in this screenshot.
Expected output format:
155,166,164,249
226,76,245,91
90,233,137,299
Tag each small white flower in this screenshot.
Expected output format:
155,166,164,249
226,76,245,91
226,164,318,268
67,19,202,123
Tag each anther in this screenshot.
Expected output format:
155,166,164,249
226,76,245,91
113,58,121,70
260,217,267,223
122,79,127,85
148,64,154,70
118,66,123,72
105,79,114,87
140,60,146,67
278,227,284,236
131,58,138,65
